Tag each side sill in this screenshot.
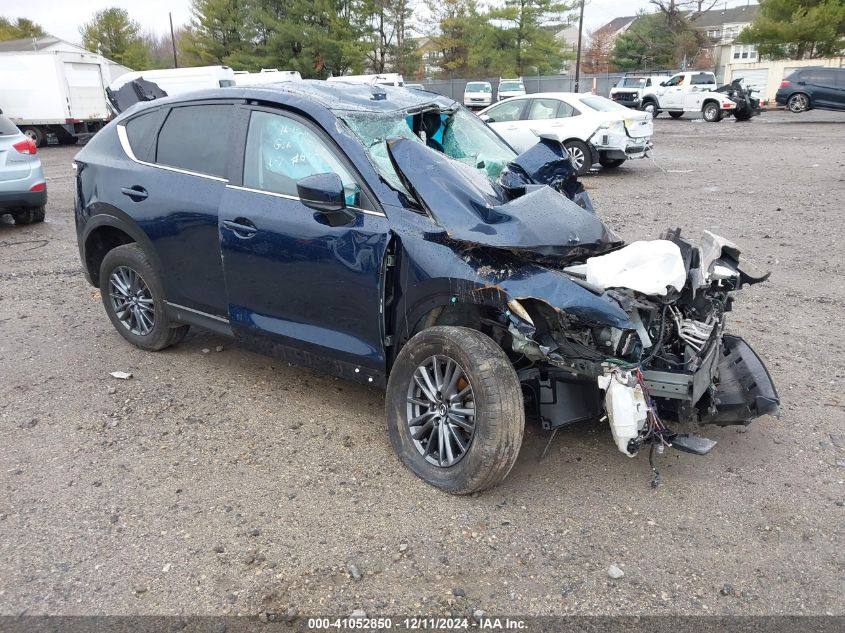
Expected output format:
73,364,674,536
166,302,234,338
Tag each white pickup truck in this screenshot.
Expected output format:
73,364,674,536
636,71,738,122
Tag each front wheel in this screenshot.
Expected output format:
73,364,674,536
668,111,684,119
642,101,659,117
563,140,592,176
99,243,189,351
386,326,525,494
734,110,753,121
702,102,723,122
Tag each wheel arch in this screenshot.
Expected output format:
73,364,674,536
82,214,163,287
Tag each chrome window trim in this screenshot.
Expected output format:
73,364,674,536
225,184,386,218
117,124,227,182
165,301,229,323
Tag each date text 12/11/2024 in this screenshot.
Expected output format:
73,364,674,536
307,617,528,630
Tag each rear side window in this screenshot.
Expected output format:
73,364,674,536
0,115,19,135
801,69,836,86
691,73,715,85
156,105,232,178
124,109,164,162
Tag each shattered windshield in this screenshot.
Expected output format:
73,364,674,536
342,107,516,194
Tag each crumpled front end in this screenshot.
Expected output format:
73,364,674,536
508,227,779,458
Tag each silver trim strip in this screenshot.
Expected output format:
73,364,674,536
117,125,227,182
166,301,230,323
225,184,386,217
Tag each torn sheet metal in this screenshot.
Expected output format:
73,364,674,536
565,240,686,296
386,137,622,259
106,78,168,114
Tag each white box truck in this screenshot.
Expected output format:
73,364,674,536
0,50,127,146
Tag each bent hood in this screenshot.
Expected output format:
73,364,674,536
386,137,622,260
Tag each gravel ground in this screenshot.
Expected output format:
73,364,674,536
1,109,844,619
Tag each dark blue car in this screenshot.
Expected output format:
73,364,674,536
775,67,845,113
74,81,779,493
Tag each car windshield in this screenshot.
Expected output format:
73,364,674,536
499,82,524,91
579,95,630,112
466,83,491,93
343,107,517,194
620,77,647,88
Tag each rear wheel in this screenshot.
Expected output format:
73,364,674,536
563,140,591,176
12,206,45,225
702,102,722,122
20,126,45,148
668,111,684,119
386,326,525,494
787,93,809,113
99,243,189,351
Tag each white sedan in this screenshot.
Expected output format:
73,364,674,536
478,92,654,175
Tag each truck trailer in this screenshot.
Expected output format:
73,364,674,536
0,49,129,147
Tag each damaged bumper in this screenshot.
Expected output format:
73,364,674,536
589,128,652,160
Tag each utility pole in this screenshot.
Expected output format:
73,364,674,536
574,0,585,92
169,12,178,68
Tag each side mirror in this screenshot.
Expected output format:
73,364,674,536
479,114,492,122
660,81,667,87
296,173,354,226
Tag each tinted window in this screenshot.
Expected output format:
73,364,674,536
691,73,715,85
156,105,232,178
801,69,836,86
485,100,526,122
243,110,364,208
0,115,19,135
124,109,163,162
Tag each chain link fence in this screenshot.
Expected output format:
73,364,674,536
418,74,627,101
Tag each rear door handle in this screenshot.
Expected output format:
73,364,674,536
121,186,148,201
222,218,257,238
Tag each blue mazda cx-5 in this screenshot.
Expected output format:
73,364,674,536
74,81,779,493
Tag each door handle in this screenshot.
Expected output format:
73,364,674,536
121,185,148,201
222,218,257,238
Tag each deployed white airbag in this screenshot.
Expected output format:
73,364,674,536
566,240,686,296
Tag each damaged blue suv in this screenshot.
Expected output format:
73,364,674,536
74,81,779,493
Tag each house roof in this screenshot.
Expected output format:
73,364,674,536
599,16,637,34
688,4,759,29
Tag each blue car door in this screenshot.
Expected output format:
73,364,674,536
218,106,391,384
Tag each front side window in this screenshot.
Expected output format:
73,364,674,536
664,75,683,87
156,104,232,178
243,110,363,207
484,100,527,122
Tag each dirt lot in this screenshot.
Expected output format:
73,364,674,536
1,109,844,619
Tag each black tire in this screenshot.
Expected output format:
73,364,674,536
99,243,189,351
702,102,722,122
734,110,753,121
21,126,46,148
787,93,809,113
599,157,625,168
668,111,684,119
386,326,525,494
642,101,659,117
563,140,592,176
12,206,46,225
58,135,79,146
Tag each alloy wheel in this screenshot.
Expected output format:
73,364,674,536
566,145,585,171
406,355,476,467
109,266,155,336
789,94,808,113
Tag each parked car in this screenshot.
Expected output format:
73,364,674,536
107,66,237,101
497,78,526,100
0,112,46,224
233,69,301,86
636,71,742,121
478,92,653,175
73,81,778,494
609,71,675,110
463,81,493,108
776,67,845,113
